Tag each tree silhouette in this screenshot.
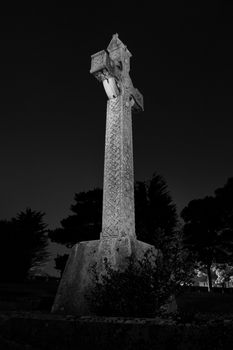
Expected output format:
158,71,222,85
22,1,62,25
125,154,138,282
181,179,233,292
215,177,233,235
0,208,48,282
49,173,190,290
135,173,178,251
49,174,178,250
49,188,102,248
135,173,191,292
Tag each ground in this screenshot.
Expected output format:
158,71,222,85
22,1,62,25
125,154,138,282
1,282,233,349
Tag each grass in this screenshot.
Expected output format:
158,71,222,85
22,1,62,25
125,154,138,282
0,280,58,312
1,284,233,349
1,281,233,317
176,289,233,316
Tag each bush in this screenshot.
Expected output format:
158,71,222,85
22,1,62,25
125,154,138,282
85,250,175,318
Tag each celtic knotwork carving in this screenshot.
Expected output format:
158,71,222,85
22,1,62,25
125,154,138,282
101,92,136,245
90,35,143,257
102,97,122,239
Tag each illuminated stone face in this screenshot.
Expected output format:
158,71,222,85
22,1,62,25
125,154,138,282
90,34,144,261
102,77,119,99
101,93,135,242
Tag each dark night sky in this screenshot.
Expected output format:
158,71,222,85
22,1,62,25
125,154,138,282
0,3,232,274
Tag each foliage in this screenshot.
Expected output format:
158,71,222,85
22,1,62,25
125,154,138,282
49,173,192,297
181,177,233,291
48,188,102,248
212,264,233,287
161,229,195,291
135,173,193,293
135,172,178,249
215,177,233,238
192,263,233,288
85,250,168,317
49,173,178,250
0,208,48,282
86,243,193,317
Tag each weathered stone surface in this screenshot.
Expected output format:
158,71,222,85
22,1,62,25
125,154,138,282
52,240,99,316
101,94,135,258
52,34,163,316
52,239,160,316
97,34,144,262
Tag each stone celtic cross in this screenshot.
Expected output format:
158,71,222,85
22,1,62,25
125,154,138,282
90,34,143,261
52,35,161,316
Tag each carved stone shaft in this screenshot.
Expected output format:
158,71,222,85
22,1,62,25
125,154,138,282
100,91,136,258
89,34,144,260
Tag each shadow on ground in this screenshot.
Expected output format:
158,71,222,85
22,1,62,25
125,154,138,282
1,283,233,349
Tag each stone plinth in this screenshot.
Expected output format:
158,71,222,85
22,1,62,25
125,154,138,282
51,239,160,316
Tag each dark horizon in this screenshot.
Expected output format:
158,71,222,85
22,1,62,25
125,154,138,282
1,3,232,233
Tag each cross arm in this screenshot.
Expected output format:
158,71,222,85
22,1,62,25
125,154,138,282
90,50,121,82
90,43,144,113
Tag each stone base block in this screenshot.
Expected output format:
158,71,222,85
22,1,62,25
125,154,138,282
51,240,100,316
51,239,161,316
